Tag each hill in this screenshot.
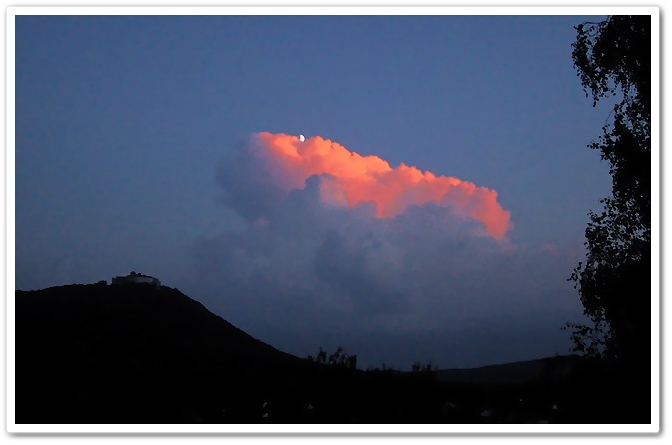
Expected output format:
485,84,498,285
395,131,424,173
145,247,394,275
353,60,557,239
16,282,315,423
434,355,583,387
14,283,646,424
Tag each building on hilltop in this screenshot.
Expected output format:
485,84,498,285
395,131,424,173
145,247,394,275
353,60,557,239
111,271,161,287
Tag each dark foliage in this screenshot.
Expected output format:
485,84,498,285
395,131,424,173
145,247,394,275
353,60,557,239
566,15,652,423
307,346,357,370
568,16,652,367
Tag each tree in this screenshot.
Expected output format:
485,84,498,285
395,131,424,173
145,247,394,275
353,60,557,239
411,360,438,373
307,346,357,370
568,15,652,366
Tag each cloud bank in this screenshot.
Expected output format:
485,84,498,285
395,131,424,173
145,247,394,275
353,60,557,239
189,133,585,369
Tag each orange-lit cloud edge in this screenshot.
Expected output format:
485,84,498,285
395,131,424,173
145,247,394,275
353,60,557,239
255,132,512,240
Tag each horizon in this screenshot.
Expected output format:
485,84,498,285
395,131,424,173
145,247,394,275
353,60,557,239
17,280,582,372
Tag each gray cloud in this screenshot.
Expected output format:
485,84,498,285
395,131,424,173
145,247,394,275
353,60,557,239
313,229,410,317
215,149,286,222
187,138,588,369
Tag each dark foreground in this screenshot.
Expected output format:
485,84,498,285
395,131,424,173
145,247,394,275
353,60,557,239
15,283,651,424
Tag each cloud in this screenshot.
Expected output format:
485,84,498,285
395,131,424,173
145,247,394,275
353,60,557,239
189,133,586,369
218,132,512,239
313,228,410,317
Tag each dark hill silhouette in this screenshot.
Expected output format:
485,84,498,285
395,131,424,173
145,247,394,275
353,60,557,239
16,283,319,423
434,355,584,387
15,283,646,424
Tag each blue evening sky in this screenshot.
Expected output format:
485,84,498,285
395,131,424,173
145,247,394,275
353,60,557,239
15,13,618,368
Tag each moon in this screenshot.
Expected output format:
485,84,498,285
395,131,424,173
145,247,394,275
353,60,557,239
299,134,305,142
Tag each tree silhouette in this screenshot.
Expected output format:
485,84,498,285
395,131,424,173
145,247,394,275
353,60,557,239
568,15,652,368
411,360,437,373
307,346,357,370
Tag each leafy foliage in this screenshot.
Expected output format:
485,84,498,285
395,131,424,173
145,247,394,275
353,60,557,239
307,346,357,370
561,321,612,358
411,360,438,373
568,15,652,363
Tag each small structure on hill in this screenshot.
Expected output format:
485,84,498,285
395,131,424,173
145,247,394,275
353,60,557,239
112,271,161,287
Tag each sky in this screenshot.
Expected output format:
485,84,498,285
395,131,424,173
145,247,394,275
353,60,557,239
13,12,620,370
